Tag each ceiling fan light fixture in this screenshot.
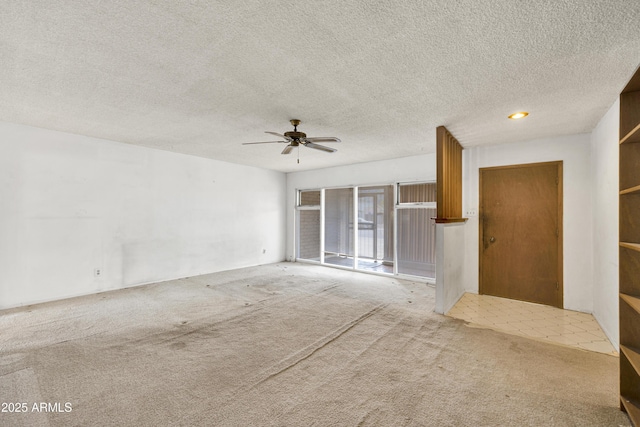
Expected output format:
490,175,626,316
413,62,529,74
508,111,529,120
242,119,340,160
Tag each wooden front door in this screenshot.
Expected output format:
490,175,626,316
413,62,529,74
479,161,563,308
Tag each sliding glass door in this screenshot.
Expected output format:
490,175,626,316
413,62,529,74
296,182,435,280
324,188,354,268
357,186,394,273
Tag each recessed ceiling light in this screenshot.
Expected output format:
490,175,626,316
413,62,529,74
508,112,529,120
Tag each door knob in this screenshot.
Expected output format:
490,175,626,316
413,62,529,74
489,236,496,243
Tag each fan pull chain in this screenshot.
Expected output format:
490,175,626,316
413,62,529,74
297,144,300,164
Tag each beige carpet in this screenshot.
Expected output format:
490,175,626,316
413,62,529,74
0,263,630,426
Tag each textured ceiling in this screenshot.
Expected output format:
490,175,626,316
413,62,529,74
1,1,640,173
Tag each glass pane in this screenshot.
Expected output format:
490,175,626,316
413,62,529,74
397,208,436,278
297,210,320,261
324,188,354,268
356,186,394,274
299,190,321,206
399,183,436,203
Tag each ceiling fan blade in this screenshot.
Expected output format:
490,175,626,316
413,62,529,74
303,137,341,143
304,142,337,153
242,140,288,145
266,131,292,141
281,145,294,155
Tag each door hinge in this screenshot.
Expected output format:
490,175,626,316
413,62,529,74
556,228,559,237
556,281,559,290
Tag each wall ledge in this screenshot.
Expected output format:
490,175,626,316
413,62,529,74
433,217,468,224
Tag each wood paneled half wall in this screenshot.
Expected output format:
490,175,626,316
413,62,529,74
435,126,467,223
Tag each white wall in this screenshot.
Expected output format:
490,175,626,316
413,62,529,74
590,99,620,349
435,223,466,314
0,122,286,309
462,133,594,313
285,154,437,261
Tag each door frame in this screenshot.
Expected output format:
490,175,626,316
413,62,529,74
478,161,564,308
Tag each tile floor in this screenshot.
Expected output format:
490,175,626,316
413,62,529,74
446,293,618,356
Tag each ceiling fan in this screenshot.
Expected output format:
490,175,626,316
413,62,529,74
242,120,341,157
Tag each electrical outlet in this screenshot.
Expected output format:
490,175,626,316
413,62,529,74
94,268,102,277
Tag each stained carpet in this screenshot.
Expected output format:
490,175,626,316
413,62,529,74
0,263,630,426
